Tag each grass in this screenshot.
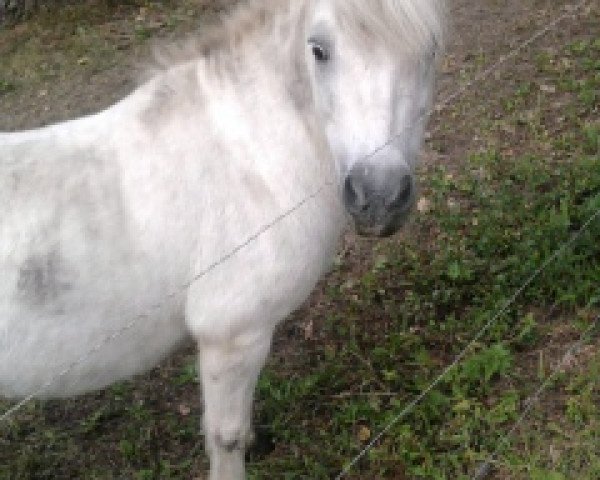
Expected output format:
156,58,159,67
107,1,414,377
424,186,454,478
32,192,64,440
0,0,220,129
0,79,16,95
0,4,599,480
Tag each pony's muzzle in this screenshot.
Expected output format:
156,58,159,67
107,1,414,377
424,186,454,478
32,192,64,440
343,163,415,237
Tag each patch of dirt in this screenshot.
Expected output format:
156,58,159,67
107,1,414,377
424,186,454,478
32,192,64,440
0,0,234,130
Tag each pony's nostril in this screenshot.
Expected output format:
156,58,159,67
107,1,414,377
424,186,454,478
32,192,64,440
343,175,367,212
389,175,413,209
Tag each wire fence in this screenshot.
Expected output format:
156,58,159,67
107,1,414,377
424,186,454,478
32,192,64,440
1,0,598,478
335,209,600,479
473,309,600,480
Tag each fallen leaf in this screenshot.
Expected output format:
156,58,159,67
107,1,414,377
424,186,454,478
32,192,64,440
178,404,191,416
358,425,371,442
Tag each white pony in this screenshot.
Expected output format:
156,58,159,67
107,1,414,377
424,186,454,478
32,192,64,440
0,0,445,478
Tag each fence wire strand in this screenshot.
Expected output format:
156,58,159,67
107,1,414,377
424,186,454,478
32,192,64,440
472,310,600,480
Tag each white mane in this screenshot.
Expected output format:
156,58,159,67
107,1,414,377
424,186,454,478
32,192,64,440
144,0,446,125
151,0,446,73
332,0,446,56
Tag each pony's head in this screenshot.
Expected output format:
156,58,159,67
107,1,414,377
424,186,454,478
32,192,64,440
305,0,445,236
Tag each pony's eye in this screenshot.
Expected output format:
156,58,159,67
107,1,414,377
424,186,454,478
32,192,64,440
311,44,329,62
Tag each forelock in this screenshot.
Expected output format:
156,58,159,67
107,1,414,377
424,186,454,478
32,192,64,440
332,0,446,58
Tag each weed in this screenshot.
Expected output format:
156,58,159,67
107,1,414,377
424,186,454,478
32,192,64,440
0,79,15,95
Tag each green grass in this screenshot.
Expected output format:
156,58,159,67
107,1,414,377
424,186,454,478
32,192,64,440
0,79,16,94
1,7,599,480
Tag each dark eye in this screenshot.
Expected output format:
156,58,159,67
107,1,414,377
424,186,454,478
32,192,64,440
311,43,329,62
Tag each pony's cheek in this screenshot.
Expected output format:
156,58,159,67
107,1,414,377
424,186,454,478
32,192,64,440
323,125,350,175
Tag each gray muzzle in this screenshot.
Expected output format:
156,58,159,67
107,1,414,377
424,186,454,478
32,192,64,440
343,162,415,237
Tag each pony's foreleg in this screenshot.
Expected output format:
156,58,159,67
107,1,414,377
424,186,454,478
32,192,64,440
197,327,273,480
